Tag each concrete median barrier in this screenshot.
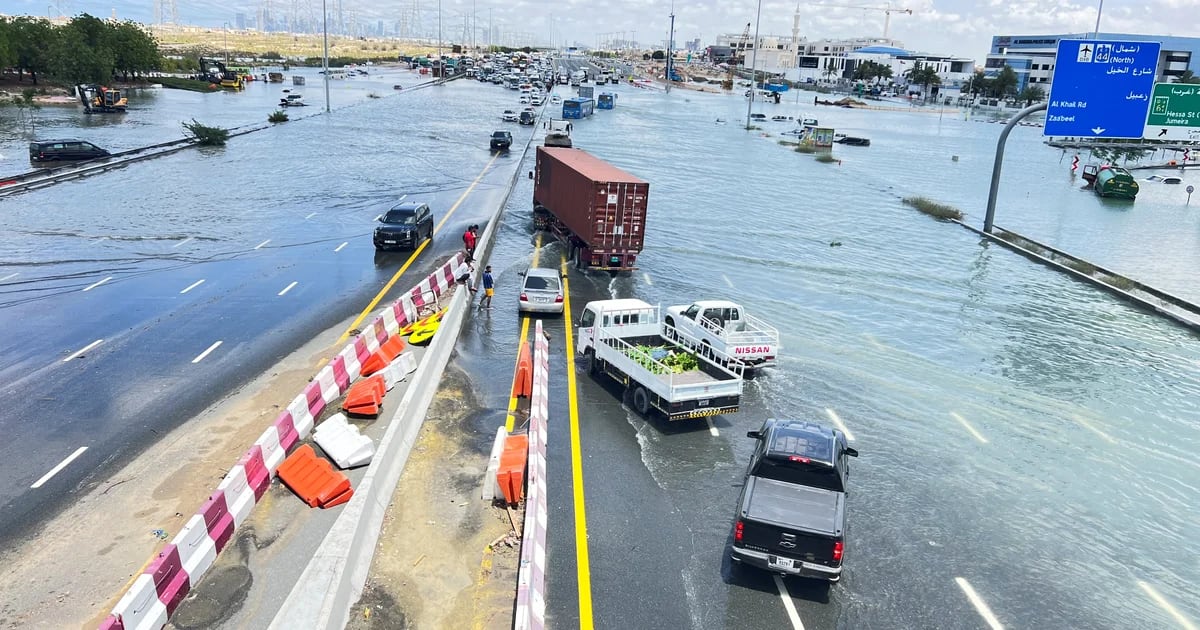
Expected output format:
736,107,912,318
515,320,551,630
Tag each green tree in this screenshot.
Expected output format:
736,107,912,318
903,61,941,96
963,69,989,96
990,65,1018,98
110,21,160,80
852,60,891,83
0,18,15,70
1017,85,1046,106
10,16,54,84
48,14,117,85
1178,70,1200,84
651,50,665,60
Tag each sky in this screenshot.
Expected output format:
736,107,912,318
8,0,1200,63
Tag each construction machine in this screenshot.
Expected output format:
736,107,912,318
197,57,244,90
722,22,751,91
76,84,128,114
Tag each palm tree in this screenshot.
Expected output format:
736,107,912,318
904,61,941,99
990,66,1018,99
1017,85,1046,106
1179,70,1200,84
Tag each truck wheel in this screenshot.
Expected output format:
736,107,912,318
586,350,598,376
632,386,650,417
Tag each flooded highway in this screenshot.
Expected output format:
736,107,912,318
472,73,1200,629
1,62,1197,630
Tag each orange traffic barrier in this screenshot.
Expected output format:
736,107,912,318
277,444,354,508
359,335,406,377
496,434,529,505
512,342,532,399
343,374,387,416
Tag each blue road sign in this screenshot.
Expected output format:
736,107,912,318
1044,39,1160,138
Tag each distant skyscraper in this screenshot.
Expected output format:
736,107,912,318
235,13,246,30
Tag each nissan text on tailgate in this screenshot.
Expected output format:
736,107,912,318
731,418,858,582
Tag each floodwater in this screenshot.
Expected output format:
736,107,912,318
2,67,1197,629
476,78,1200,629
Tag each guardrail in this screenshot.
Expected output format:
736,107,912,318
514,319,549,630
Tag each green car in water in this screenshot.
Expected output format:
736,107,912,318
1085,165,1140,200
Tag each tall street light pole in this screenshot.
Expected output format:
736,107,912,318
745,0,763,129
223,22,230,64
322,0,330,112
1093,0,1104,38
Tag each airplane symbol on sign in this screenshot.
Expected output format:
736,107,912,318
1077,44,1093,63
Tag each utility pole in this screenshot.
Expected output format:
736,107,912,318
489,8,492,50
666,5,675,93
437,0,442,65
472,0,476,49
745,0,762,129
1093,0,1104,38
322,0,330,112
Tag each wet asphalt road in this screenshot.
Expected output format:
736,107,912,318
1,56,1197,630
0,74,542,546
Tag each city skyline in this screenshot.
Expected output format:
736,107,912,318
5,0,1198,62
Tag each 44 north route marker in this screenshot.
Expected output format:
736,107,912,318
1143,82,1200,141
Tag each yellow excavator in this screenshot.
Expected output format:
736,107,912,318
76,84,128,113
722,22,751,91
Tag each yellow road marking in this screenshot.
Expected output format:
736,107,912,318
561,254,594,629
337,152,500,343
505,317,531,432
504,234,544,432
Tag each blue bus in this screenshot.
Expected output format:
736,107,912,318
597,92,616,110
563,97,594,119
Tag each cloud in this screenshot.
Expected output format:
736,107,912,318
7,0,1199,62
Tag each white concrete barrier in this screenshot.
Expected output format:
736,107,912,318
314,413,376,469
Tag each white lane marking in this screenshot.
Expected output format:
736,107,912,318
82,276,112,292
772,575,805,630
722,273,734,288
278,281,298,296
705,417,719,436
374,213,383,221
1071,414,1117,444
1139,580,1198,630
825,408,856,441
180,279,206,294
191,340,223,364
950,412,988,444
0,272,18,282
334,241,348,252
643,272,653,285
63,339,104,363
173,237,194,248
304,212,317,219
31,447,88,489
254,239,271,249
955,578,1005,629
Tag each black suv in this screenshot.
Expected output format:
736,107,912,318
29,139,110,163
374,201,434,251
490,130,513,150
519,110,536,125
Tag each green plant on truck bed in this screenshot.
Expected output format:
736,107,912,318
625,344,699,375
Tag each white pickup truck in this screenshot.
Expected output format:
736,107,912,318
663,300,780,369
576,299,744,420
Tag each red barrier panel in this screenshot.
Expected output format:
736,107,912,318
147,545,189,615
240,446,271,501
272,411,299,452
197,492,235,553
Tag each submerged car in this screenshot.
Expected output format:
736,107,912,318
374,201,434,251
517,267,565,314
28,139,110,163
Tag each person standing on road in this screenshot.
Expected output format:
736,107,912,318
480,265,494,310
463,224,477,261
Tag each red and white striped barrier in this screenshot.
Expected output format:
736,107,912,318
515,320,550,630
101,253,467,630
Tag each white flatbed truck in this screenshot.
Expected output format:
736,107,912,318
576,299,744,420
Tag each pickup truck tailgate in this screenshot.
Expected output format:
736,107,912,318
746,478,841,535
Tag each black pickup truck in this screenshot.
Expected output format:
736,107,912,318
731,418,858,582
